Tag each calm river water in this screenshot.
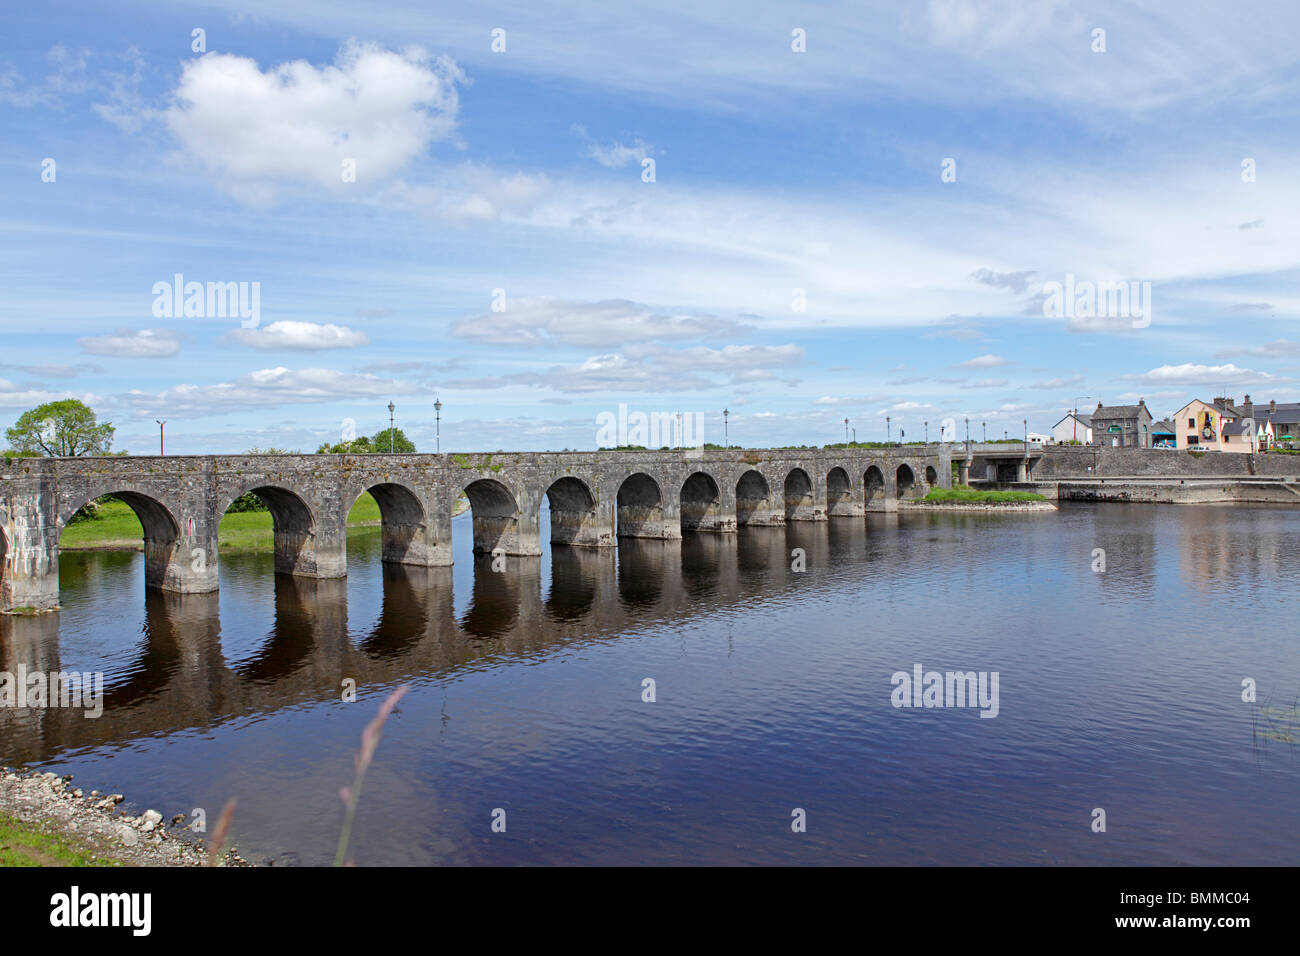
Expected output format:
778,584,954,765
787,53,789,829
2,503,1298,865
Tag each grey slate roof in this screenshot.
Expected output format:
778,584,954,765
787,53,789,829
1093,403,1151,419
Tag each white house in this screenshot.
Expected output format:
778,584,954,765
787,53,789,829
1051,412,1092,444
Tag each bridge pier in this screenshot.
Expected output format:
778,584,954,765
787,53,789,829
2,495,59,612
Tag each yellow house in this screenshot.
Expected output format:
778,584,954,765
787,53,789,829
1171,397,1254,453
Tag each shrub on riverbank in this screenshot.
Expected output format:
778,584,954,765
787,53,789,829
924,484,1045,503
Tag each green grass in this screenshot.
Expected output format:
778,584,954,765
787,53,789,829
923,484,1045,503
60,492,382,552
0,814,122,867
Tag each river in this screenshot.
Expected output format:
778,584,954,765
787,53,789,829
1,502,1297,865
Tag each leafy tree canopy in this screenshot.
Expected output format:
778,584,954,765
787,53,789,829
5,399,114,457
317,428,414,454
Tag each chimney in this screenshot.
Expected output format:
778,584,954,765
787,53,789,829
1242,394,1254,419
1270,399,1277,414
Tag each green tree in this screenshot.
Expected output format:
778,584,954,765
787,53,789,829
367,428,416,453
6,399,114,457
317,435,375,454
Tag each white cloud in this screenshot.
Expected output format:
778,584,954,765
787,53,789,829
1126,363,1278,386
114,367,428,416
959,354,1011,368
450,297,751,347
162,42,464,202
227,321,370,350
78,329,181,358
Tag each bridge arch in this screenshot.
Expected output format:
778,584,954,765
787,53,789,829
826,467,853,516
60,489,185,591
543,475,601,546
735,469,776,526
462,477,526,555
680,471,722,532
896,464,915,498
348,482,431,566
925,465,938,487
222,485,319,576
864,466,885,507
616,472,667,538
784,467,815,520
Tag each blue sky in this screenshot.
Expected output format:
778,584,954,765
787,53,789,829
2,0,1297,453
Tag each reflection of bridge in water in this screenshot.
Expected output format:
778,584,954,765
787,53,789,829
0,521,908,763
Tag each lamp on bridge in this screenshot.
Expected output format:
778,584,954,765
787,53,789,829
435,398,442,453
844,417,849,445
982,421,986,443
387,402,395,453
156,419,166,456
886,415,891,444
924,420,928,444
723,408,729,448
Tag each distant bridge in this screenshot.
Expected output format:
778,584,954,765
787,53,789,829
0,446,951,612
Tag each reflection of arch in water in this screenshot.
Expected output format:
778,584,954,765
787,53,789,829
545,546,603,623
680,471,722,532
826,467,854,516
616,473,667,538
100,590,223,712
460,552,521,637
222,486,318,576
358,564,442,659
680,533,723,597
616,538,666,610
233,576,347,684
784,468,815,520
544,476,601,547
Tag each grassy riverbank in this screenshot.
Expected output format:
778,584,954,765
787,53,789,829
60,492,382,552
923,484,1046,503
60,492,471,551
0,814,121,867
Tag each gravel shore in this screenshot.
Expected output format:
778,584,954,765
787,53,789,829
0,766,249,867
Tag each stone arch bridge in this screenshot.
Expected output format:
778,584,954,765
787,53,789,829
1,446,950,612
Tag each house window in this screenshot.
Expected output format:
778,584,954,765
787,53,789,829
1188,418,1195,428
1188,436,1198,445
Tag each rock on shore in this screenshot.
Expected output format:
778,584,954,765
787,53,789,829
0,766,249,867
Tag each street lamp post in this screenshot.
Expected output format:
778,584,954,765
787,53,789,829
924,420,928,444
852,427,856,444
886,415,891,444
965,417,970,454
156,420,166,456
844,417,849,445
434,399,442,453
1071,395,1091,444
388,402,395,453
724,408,729,448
